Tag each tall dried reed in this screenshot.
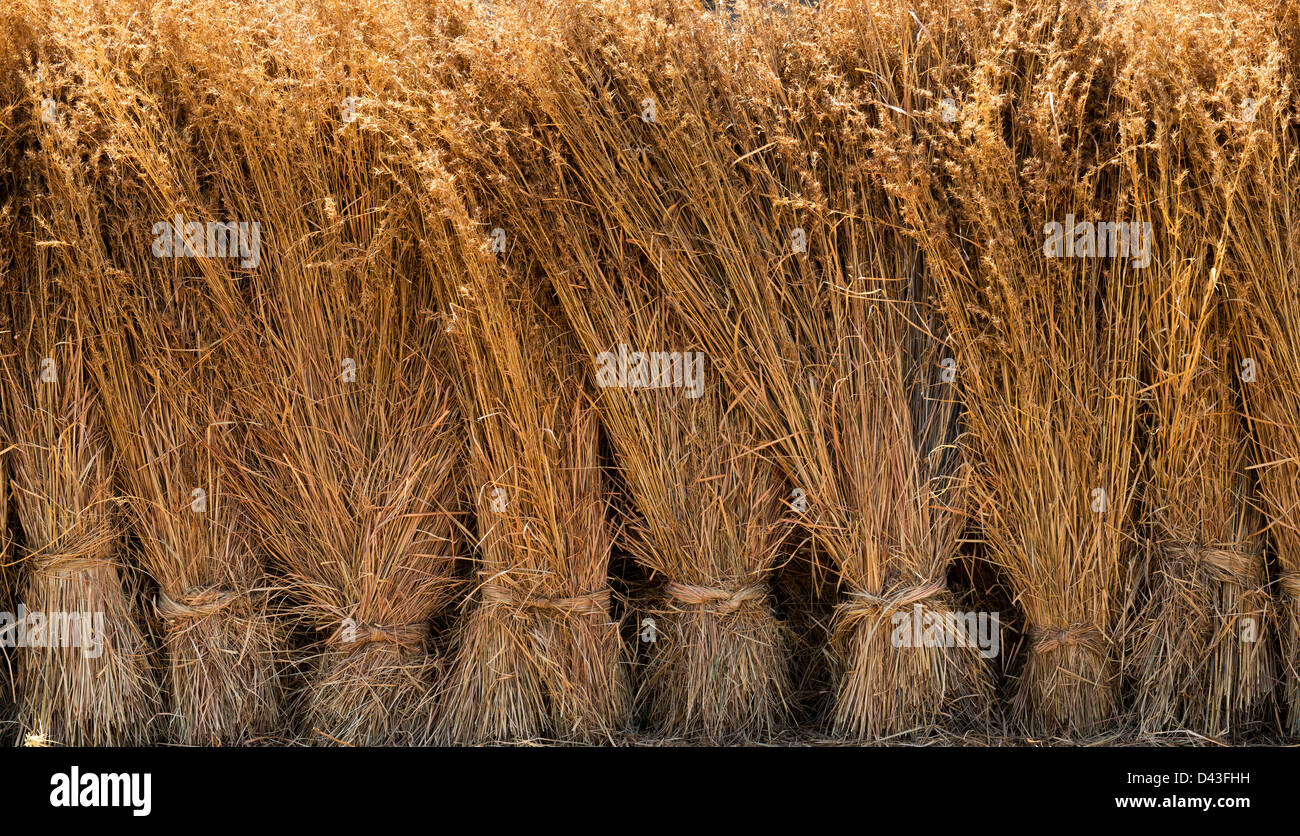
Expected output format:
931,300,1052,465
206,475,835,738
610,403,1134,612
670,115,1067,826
21,4,284,741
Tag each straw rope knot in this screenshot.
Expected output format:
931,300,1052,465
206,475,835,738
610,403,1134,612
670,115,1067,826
155,585,248,623
479,579,612,618
327,619,429,649
664,581,765,614
28,525,118,577
1029,622,1107,655
835,578,948,631
1163,542,1258,585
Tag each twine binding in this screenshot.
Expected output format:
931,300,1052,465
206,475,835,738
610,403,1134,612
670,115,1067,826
478,576,612,618
1029,622,1107,655
664,581,765,614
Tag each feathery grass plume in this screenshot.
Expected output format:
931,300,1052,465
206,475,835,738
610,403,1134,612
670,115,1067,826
1116,3,1273,736
515,0,990,738
1223,0,1300,734
21,4,285,742
1,287,159,745
897,2,1143,736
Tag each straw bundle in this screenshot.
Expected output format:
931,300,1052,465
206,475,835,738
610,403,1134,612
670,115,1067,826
17,14,285,742
537,214,791,740
1,286,159,745
90,317,283,744
1116,7,1273,735
894,2,1146,736
414,204,630,743
223,114,462,746
515,0,990,738
233,290,460,746
1222,2,1300,733
90,0,470,744
362,3,632,743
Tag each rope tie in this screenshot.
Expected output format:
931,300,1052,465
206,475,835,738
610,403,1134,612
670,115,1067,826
326,619,429,649
29,526,118,577
1278,570,1300,599
479,580,611,618
155,585,248,623
33,554,115,577
664,581,765,614
835,578,947,631
1029,622,1107,655
1163,542,1258,585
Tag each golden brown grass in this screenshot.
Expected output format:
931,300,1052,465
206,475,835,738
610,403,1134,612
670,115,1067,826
1114,5,1275,735
19,4,286,742
1223,0,1300,734
1,287,160,745
1,0,1298,745
895,2,1144,736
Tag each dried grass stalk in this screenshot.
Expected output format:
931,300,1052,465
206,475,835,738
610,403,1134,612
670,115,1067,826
546,222,792,740
227,177,462,747
407,200,626,742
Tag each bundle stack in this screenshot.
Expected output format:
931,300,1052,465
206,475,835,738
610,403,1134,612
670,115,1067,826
24,8,284,742
520,0,990,737
144,0,466,744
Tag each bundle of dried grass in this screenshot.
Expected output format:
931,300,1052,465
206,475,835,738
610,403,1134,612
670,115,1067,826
83,0,471,744
222,107,462,747
1,286,159,745
539,215,791,740
516,0,989,738
91,317,283,744
898,3,1143,736
413,205,630,743
1117,5,1273,735
362,1,633,743
1221,0,1300,733
233,295,460,745
19,8,285,742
